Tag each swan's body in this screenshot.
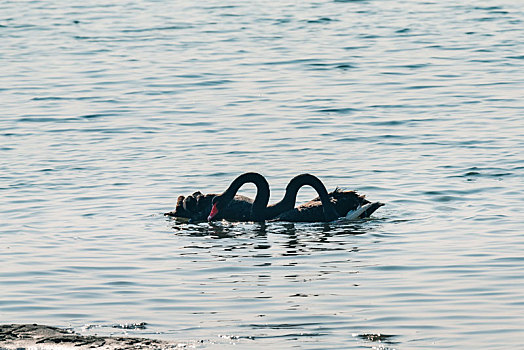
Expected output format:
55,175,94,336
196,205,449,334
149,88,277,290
164,173,383,223
165,192,254,222
274,188,384,222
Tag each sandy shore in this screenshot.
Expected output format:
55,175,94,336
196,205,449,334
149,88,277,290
0,324,179,350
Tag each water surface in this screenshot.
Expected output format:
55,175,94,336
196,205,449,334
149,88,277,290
1,0,523,348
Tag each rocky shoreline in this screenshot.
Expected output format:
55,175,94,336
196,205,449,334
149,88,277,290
0,324,179,350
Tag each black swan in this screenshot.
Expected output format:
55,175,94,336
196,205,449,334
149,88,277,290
165,173,268,223
274,187,384,222
165,173,383,223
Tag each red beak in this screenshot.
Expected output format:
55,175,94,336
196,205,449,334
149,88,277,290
208,203,219,221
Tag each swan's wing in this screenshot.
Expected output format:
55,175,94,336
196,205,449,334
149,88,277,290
342,201,384,220
344,203,373,220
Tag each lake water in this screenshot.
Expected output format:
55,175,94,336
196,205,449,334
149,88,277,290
1,0,523,348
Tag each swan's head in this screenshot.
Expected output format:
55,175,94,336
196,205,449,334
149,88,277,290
207,195,224,221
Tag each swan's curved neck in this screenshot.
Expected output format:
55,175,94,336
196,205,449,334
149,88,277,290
266,174,339,221
218,172,270,222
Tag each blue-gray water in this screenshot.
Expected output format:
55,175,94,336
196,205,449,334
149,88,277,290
1,0,523,348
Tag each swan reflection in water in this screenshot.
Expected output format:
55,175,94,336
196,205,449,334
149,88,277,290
165,172,383,223
168,218,381,258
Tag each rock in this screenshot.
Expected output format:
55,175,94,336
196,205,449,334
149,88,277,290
0,324,178,349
